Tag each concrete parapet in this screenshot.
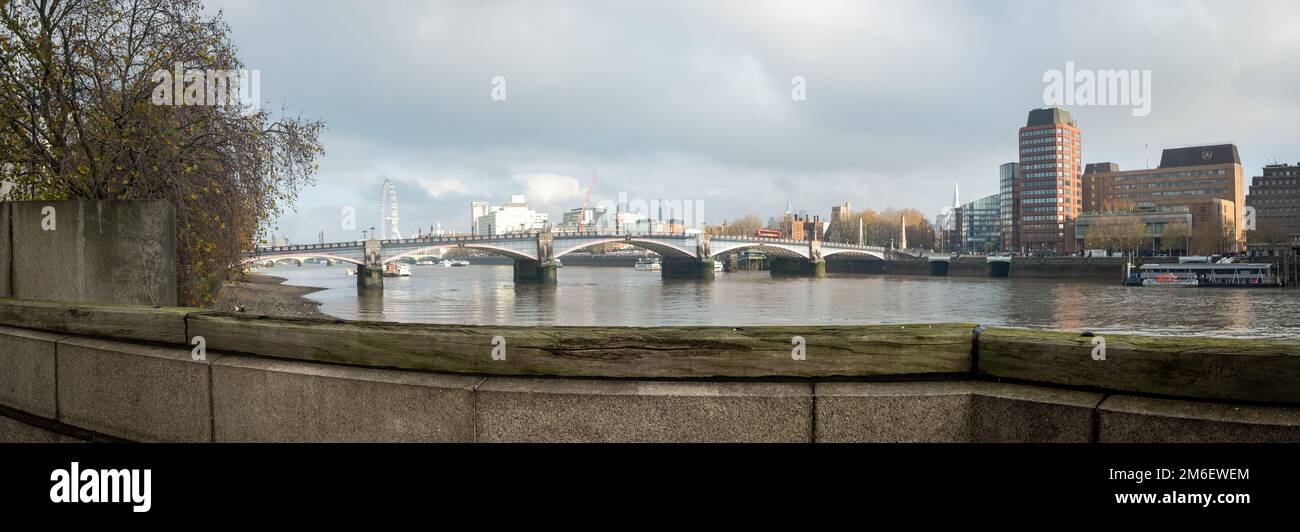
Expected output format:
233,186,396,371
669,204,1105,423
475,378,812,442
211,355,479,442
815,381,1102,443
8,200,176,306
0,413,83,443
0,325,62,418
816,381,970,442
55,336,215,442
0,203,9,298
1098,395,1300,443
969,381,1102,443
0,298,190,344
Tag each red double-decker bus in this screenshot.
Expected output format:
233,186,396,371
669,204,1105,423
755,229,781,238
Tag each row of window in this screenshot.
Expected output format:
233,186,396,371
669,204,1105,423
1021,153,1078,163
1114,189,1231,199
1021,144,1075,155
1114,179,1228,191
1113,169,1228,181
1024,170,1076,179
1019,128,1080,138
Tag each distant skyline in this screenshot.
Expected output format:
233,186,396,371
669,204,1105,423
206,0,1300,243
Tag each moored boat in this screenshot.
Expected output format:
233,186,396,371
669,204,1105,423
1133,262,1281,288
634,257,661,271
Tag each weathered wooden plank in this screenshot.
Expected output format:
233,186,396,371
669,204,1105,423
0,298,192,344
188,313,975,378
979,328,1300,404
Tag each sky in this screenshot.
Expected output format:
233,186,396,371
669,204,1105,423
204,0,1300,243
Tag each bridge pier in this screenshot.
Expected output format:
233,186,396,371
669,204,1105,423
514,259,557,284
356,264,384,290
661,258,715,280
769,258,826,277
357,237,384,290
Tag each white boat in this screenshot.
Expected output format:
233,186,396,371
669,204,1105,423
384,263,412,277
439,259,454,267
451,259,469,267
1141,273,1199,287
555,259,563,268
634,257,661,271
713,261,724,272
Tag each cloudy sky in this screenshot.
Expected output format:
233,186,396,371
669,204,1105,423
207,0,1300,243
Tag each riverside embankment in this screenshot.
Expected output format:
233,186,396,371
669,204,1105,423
1,297,1298,443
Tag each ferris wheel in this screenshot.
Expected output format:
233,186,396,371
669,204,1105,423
380,178,402,240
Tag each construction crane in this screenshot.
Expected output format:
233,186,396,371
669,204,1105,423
578,171,597,231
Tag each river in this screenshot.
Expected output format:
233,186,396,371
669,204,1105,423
260,263,1300,339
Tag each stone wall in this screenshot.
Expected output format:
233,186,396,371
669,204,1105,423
2,310,1299,443
3,200,176,306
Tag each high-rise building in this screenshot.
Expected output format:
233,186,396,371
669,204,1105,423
470,201,489,235
1016,108,1082,254
1082,144,1245,251
1245,162,1300,250
998,162,1019,251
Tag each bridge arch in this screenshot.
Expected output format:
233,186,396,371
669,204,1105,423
708,241,810,260
821,248,888,260
239,254,365,267
383,244,536,263
553,237,697,259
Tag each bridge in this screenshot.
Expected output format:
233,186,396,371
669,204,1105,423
242,231,892,287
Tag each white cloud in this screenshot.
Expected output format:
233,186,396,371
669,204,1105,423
515,173,582,205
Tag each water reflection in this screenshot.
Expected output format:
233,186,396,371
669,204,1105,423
261,263,1300,339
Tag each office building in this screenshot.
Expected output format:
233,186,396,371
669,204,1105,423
998,162,1018,251
1245,162,1300,250
1016,107,1082,254
473,194,549,235
1082,144,1245,251
960,193,1002,253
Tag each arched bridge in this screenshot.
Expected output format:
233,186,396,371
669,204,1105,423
242,231,890,285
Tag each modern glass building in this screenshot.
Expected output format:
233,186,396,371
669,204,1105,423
999,162,1018,252
961,193,1002,253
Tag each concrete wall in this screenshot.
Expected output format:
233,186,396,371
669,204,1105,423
6,200,176,306
3,323,1298,443
1,203,10,298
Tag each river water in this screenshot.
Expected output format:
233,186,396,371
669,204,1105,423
261,263,1300,339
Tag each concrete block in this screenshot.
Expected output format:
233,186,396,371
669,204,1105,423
211,356,479,442
1,202,10,298
1099,395,1300,443
0,413,84,443
56,337,213,442
969,381,1102,443
476,378,812,443
815,381,971,442
815,381,1102,442
10,200,175,306
0,325,62,418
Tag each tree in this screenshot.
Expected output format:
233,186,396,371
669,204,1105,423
1160,222,1190,254
0,0,324,305
1085,216,1149,255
